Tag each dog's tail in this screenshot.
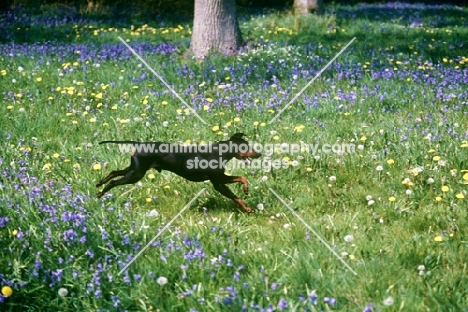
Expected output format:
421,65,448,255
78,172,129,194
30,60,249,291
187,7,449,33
99,140,140,145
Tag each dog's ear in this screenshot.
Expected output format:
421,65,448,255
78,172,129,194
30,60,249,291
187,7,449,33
231,133,245,140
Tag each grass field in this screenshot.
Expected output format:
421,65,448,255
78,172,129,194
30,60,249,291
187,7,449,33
1,2,468,311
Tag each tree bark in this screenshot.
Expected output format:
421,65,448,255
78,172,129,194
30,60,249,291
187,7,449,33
190,0,243,58
294,0,323,15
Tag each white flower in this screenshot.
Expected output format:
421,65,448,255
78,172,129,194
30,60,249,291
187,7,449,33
261,176,268,182
438,160,446,166
270,130,277,135
427,178,435,184
383,296,394,306
291,160,299,167
357,144,364,150
329,176,336,182
156,276,168,286
406,189,412,195
368,200,375,206
419,270,424,276
418,265,425,271
314,155,321,160
372,154,377,160
341,252,348,258
146,209,159,217
283,223,291,229
257,203,264,211
58,288,68,297
19,108,25,113
18,66,24,72
344,235,353,243
162,121,169,127
376,165,383,171
365,195,373,201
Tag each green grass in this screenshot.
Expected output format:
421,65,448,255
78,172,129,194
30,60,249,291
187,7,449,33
1,2,468,311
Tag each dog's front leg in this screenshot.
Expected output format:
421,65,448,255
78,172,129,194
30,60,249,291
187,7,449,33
212,183,253,213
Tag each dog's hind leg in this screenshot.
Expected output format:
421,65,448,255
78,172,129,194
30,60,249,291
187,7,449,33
97,169,147,198
96,167,131,187
212,183,253,213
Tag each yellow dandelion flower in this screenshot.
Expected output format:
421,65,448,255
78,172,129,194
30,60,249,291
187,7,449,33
203,105,209,111
234,117,240,122
63,159,70,163
388,196,396,202
95,92,103,99
428,148,436,153
212,125,219,131
146,198,152,203
294,125,305,132
273,135,279,140
89,118,96,123
387,159,395,165
198,82,205,87
360,136,367,142
463,173,468,181
43,163,52,170
161,101,168,105
12,229,18,236
7,105,13,110
260,122,266,127
434,236,443,242
163,185,170,189
36,77,42,82
93,164,102,170
225,121,232,127
435,196,442,201
455,193,465,199
349,255,355,260
1,286,13,297
253,121,259,126
432,156,440,161
148,173,156,179
441,186,449,192
206,98,213,103
306,168,313,172
53,153,60,158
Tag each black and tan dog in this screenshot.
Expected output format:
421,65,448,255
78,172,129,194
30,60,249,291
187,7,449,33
96,133,261,213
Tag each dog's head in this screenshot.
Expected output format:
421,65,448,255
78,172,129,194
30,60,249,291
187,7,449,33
224,133,262,164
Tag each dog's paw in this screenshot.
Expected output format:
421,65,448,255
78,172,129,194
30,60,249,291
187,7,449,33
244,206,254,213
243,186,249,195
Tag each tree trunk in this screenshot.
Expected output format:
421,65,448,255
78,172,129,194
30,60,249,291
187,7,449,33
294,0,323,15
190,0,243,58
